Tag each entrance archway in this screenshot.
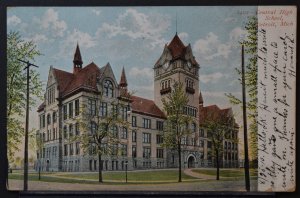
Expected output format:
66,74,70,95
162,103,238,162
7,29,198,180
187,156,195,168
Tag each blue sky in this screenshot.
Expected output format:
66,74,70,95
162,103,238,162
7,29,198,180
7,6,257,132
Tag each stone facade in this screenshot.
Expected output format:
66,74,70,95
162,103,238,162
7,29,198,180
36,35,239,172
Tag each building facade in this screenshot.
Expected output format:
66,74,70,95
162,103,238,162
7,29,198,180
36,34,239,172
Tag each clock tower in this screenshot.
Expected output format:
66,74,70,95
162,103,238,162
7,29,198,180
153,33,200,119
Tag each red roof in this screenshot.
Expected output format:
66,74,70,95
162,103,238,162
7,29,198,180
61,62,101,97
131,96,166,119
167,34,186,59
199,104,237,127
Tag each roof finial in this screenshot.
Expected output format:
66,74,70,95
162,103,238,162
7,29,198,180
175,12,178,35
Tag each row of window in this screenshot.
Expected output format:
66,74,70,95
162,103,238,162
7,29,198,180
224,142,238,150
62,160,80,172
132,117,164,131
88,99,129,121
63,99,80,120
183,106,197,117
199,128,238,140
64,142,80,156
39,146,57,159
63,123,80,139
224,153,239,161
40,112,57,129
161,79,171,90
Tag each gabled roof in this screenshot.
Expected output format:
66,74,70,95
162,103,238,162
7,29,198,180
61,62,101,98
131,96,166,119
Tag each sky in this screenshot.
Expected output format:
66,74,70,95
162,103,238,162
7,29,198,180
7,6,257,157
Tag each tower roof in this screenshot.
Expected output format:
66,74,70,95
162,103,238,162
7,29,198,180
119,67,128,87
73,43,83,65
199,91,203,104
167,34,186,59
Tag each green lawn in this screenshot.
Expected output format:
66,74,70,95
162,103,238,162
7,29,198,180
55,170,196,182
191,169,257,178
9,170,198,184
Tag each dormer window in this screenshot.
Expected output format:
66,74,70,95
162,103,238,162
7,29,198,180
104,80,113,97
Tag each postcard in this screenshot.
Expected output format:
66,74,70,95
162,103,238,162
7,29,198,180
5,5,296,193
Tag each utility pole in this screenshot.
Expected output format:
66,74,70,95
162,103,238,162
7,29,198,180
241,45,250,191
18,59,39,191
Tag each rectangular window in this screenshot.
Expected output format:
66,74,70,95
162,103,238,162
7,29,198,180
120,106,128,121
207,131,212,138
156,121,164,131
156,148,164,158
132,116,137,127
42,114,45,128
199,129,204,137
69,102,73,118
143,147,151,158
121,127,127,139
69,124,73,138
42,148,45,158
75,99,79,116
142,133,151,143
132,146,137,158
143,118,151,129
76,142,80,155
181,137,187,145
121,144,127,156
99,102,107,117
75,123,80,135
63,105,67,120
156,135,163,144
112,104,118,119
199,140,204,148
88,99,96,116
132,130,137,142
112,144,118,156
69,143,74,155
64,144,68,156
89,160,92,171
207,141,212,148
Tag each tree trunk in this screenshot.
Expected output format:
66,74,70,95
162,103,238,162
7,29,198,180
216,150,220,180
178,145,182,182
98,153,103,183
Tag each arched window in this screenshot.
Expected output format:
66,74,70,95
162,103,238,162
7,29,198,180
104,80,114,97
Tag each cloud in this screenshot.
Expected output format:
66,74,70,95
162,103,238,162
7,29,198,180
59,29,96,56
7,15,21,26
36,8,67,37
229,27,248,42
178,32,189,43
92,9,101,16
224,17,237,23
200,72,227,84
96,8,171,49
24,34,50,44
129,67,153,79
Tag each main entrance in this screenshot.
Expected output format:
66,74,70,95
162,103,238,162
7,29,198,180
187,156,195,168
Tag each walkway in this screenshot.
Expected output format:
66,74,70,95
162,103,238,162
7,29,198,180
183,169,216,180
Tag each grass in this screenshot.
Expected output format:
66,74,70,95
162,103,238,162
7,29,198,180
9,170,198,184
191,168,257,178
